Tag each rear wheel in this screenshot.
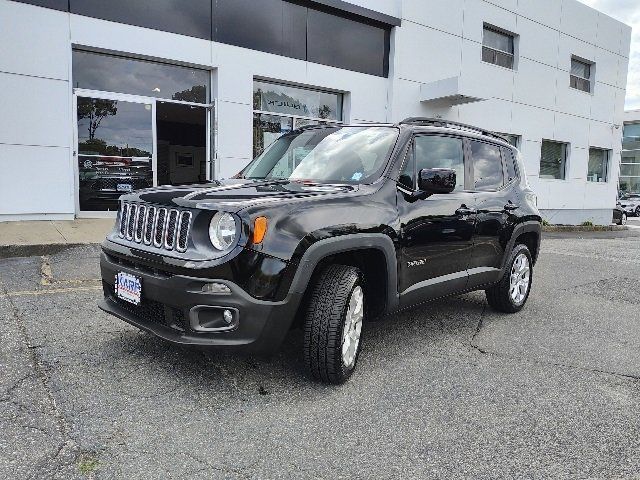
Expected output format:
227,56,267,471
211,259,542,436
620,213,627,225
303,264,364,384
485,244,533,313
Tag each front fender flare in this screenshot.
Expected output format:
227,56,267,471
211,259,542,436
287,233,399,313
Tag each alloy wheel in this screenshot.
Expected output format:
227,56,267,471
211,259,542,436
509,253,530,305
342,286,364,369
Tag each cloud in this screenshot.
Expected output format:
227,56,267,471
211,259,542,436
579,0,640,110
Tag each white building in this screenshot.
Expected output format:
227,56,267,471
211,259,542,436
0,0,631,224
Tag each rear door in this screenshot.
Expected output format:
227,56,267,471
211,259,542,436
466,140,518,288
396,134,476,307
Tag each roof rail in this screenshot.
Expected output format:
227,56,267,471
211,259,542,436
400,117,509,143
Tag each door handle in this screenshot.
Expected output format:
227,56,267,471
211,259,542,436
504,202,519,211
455,206,477,216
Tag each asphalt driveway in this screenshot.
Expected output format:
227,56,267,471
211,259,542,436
1,233,640,479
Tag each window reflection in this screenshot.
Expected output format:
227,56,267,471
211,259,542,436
412,136,465,190
470,141,503,191
73,50,209,103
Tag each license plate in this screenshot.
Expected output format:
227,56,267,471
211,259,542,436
117,183,133,192
115,272,142,305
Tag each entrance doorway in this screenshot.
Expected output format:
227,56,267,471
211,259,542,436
72,49,212,216
74,92,211,214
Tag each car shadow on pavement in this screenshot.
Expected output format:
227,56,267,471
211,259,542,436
104,293,487,396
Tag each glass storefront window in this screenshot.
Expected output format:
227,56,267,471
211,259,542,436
73,50,210,104
252,81,343,158
253,80,342,121
621,122,640,194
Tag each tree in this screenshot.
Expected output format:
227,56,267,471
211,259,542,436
77,98,118,140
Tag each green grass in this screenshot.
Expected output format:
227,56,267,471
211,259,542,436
78,456,99,475
581,221,594,227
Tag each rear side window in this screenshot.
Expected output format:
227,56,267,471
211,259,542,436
502,147,518,184
399,136,465,191
470,140,504,191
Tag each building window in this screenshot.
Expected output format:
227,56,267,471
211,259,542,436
495,133,520,148
570,57,593,93
587,148,610,182
540,140,568,180
252,80,343,158
620,122,640,194
482,25,515,69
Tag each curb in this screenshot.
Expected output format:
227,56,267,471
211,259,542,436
542,225,628,233
0,243,99,259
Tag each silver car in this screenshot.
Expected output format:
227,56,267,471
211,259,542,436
619,194,640,216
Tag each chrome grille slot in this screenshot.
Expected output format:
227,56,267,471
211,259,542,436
126,204,137,240
164,209,179,250
176,211,191,252
134,205,146,243
154,208,168,248
143,206,155,245
119,202,193,253
119,204,129,238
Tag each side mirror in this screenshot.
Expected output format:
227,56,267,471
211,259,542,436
418,168,456,195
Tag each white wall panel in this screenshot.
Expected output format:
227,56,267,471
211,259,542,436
566,145,588,180
394,22,463,84
215,101,253,161
589,121,615,150
0,72,70,148
517,0,562,30
559,0,599,45
596,12,623,55
402,0,464,36
555,113,589,149
519,140,542,177
0,0,70,80
557,34,596,74
513,59,558,110
512,105,555,142
516,17,559,68
0,144,73,215
457,98,513,134
555,83,592,119
217,156,251,180
590,83,617,123
70,14,212,69
460,40,514,102
594,48,620,87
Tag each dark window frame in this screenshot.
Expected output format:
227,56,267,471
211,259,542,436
570,56,593,93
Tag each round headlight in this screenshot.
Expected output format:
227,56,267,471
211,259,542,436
209,212,237,251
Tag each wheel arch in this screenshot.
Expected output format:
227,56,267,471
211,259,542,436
288,234,399,320
501,221,541,271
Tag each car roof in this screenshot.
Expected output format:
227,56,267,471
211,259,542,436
300,118,515,149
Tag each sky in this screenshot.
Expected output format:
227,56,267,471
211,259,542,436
579,0,640,110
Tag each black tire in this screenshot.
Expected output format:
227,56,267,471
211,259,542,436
485,244,533,313
635,207,640,217
303,264,364,384
620,213,627,226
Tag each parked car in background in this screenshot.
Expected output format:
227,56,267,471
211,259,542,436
613,203,627,225
619,194,640,217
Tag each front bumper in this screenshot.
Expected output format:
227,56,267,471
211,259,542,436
99,251,302,353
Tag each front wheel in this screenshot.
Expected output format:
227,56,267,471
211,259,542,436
620,213,627,226
303,264,364,384
485,244,533,313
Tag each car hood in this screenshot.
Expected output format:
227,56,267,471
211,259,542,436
122,179,359,212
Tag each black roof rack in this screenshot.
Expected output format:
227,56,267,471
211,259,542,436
400,117,509,143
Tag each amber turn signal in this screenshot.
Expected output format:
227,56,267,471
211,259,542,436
252,216,268,244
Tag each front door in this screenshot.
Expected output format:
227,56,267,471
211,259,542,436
397,134,476,307
75,93,155,213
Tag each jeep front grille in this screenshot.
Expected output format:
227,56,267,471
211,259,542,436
118,202,192,253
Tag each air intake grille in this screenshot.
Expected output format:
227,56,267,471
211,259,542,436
118,202,192,253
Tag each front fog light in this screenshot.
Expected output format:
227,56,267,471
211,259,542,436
209,212,237,250
223,309,233,325
201,283,231,294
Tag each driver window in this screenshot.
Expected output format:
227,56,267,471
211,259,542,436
414,135,465,191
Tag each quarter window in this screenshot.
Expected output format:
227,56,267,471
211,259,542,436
540,140,569,180
587,148,610,183
401,136,465,191
570,57,593,93
482,25,515,69
502,147,518,184
470,141,504,191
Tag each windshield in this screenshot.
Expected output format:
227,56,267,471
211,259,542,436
241,126,399,184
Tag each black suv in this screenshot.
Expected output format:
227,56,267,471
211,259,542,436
99,118,541,383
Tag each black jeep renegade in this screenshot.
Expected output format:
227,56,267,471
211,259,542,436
99,118,542,384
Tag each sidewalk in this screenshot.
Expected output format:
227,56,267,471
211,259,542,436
0,219,114,257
